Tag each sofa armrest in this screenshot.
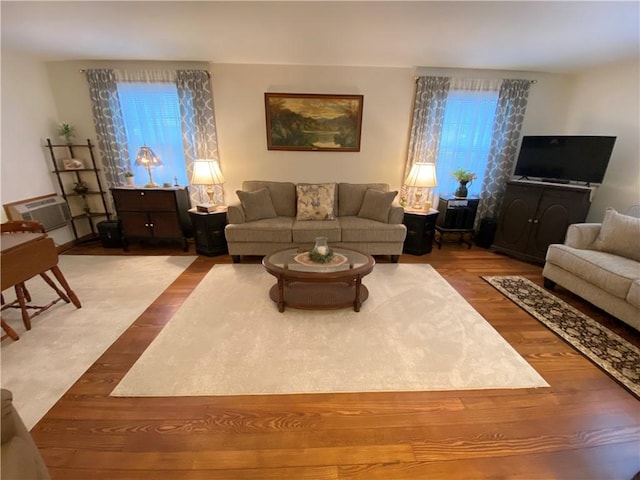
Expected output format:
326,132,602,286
388,205,404,224
565,223,601,249
227,204,246,224
1,389,16,443
1,388,51,479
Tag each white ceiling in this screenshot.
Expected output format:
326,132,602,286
2,1,639,74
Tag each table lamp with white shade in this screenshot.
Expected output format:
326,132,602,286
191,159,226,212
405,162,438,210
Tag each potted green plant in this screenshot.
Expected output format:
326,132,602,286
73,181,89,195
452,168,477,198
123,170,135,186
58,123,75,144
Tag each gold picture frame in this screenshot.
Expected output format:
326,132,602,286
265,93,364,152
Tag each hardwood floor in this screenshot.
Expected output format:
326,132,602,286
26,241,640,479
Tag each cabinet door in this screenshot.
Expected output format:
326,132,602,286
149,212,181,238
494,185,540,252
528,189,590,258
191,213,228,255
119,212,153,238
403,214,426,252
436,199,479,230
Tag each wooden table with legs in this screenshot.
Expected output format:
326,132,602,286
1,230,81,340
262,247,375,312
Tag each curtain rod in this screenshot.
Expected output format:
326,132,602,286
414,76,537,84
79,69,211,78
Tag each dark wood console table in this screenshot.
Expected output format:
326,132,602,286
111,187,192,251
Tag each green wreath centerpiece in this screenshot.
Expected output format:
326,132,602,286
309,246,334,264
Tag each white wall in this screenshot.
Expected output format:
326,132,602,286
46,63,418,197
0,48,73,245
564,60,640,221
417,66,575,136
1,49,59,206
7,56,618,231
45,61,578,205
209,63,415,198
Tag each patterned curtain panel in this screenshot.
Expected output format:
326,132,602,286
175,70,223,206
403,76,451,207
84,69,130,187
476,79,531,227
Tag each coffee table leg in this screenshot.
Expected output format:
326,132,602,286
354,277,362,312
277,277,285,312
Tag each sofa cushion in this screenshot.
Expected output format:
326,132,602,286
627,280,640,309
339,216,407,243
292,219,341,243
243,181,297,217
224,217,293,243
338,183,389,217
592,208,640,262
546,244,640,300
236,188,277,222
357,189,398,223
296,183,336,221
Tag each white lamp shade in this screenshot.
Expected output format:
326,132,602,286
405,162,438,188
191,160,226,185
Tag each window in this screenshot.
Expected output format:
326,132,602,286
436,89,499,197
117,82,188,186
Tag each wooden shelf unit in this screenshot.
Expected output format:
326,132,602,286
46,138,112,241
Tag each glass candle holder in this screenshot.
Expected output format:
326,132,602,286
313,236,329,256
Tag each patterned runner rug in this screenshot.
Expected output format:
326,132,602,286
483,275,640,398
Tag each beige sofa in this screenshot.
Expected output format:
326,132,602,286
225,181,407,263
1,389,50,479
542,208,640,331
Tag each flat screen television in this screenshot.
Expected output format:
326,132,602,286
514,135,616,185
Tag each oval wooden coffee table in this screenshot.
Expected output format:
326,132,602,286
262,247,375,312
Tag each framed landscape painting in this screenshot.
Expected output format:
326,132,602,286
265,93,364,152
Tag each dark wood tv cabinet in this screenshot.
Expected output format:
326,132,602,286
491,181,591,264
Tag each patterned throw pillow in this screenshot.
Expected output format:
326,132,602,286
357,189,398,223
236,188,277,222
296,183,336,221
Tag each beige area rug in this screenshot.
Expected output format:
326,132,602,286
1,255,196,429
112,264,548,397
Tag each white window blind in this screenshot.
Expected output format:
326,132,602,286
436,89,499,197
116,82,188,186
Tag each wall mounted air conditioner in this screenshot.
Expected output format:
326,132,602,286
6,195,71,232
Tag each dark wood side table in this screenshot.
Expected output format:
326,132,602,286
189,208,228,256
402,209,439,255
434,196,479,249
